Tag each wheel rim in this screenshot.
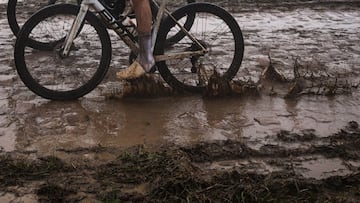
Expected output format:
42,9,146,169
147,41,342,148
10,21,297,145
157,7,243,92
20,12,107,95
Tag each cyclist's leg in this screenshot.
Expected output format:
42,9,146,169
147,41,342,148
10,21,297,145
117,0,155,79
133,0,152,34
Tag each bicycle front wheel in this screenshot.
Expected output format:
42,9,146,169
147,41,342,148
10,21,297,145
14,4,112,100
155,3,244,93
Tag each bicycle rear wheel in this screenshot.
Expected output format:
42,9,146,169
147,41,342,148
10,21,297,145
155,3,244,93
14,4,112,100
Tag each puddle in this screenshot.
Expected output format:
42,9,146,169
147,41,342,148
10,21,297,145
198,155,358,180
2,91,357,157
199,158,283,175
295,156,353,179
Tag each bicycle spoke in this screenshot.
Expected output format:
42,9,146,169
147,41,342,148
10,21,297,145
23,14,103,92
155,3,244,92
165,13,235,85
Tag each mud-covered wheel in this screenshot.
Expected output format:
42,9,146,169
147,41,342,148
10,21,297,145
14,4,112,101
154,3,244,93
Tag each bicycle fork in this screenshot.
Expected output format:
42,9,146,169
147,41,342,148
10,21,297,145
61,0,90,57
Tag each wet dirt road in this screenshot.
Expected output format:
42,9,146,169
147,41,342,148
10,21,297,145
0,1,358,151
0,1,360,202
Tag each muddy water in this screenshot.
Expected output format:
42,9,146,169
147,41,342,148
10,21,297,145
0,1,360,181
8,92,359,151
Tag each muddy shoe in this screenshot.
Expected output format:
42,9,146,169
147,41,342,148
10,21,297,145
116,61,146,80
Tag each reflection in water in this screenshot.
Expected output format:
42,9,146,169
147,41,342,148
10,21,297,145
165,96,248,145
3,91,358,155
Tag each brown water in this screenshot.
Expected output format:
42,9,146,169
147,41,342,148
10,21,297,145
3,91,359,153
0,1,360,180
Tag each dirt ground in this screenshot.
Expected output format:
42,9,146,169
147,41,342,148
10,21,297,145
1,0,360,202
1,120,360,202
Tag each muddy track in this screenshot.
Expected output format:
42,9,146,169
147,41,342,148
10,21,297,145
1,121,360,202
1,1,360,202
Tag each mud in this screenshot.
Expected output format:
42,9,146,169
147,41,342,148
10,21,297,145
1,0,360,202
1,121,360,202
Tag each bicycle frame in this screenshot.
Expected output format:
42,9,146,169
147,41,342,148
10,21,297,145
61,0,207,62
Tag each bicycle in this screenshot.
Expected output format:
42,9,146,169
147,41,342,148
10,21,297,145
14,0,244,100
7,0,195,45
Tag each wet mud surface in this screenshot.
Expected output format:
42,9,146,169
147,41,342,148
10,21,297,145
1,121,360,202
1,0,360,202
